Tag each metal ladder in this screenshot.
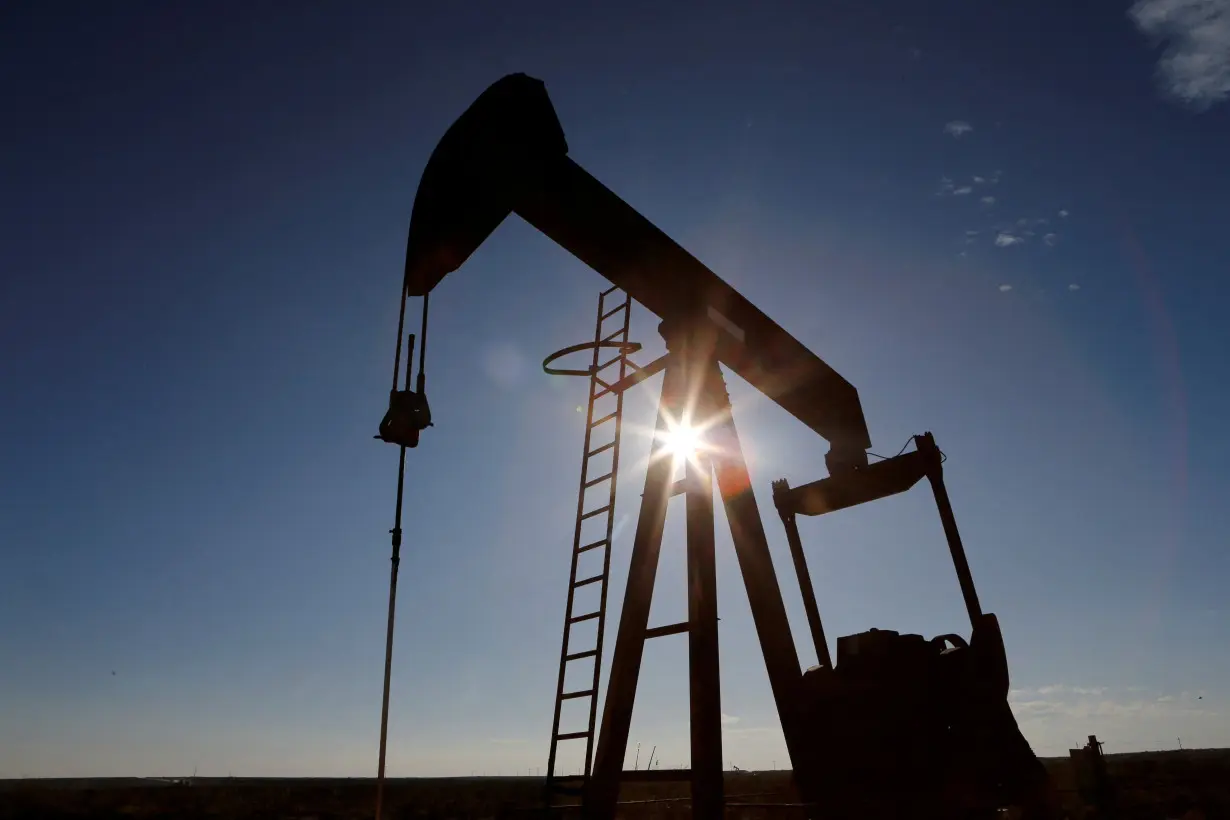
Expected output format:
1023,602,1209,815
545,285,633,798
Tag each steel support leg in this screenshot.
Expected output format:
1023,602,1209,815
584,355,686,820
698,362,811,787
685,418,723,820
917,432,982,628
587,320,811,820
773,480,832,670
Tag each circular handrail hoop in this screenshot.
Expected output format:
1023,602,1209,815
543,340,642,377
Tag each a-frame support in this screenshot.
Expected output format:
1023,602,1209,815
582,318,810,820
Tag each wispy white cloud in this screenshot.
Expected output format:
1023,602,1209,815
1069,283,1081,291
944,120,974,137
981,195,996,205
722,724,779,738
1010,684,1211,706
985,216,1054,243
1129,0,1230,109
1044,232,1060,246
1009,685,1222,743
999,284,1014,292
939,174,996,197
720,713,740,725
1059,209,1070,218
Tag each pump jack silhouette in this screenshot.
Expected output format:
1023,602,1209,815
375,73,1060,820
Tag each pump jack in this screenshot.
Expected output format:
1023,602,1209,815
378,73,1059,820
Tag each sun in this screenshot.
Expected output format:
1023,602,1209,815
628,407,723,475
658,418,704,460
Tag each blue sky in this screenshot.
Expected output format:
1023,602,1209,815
2,0,1229,777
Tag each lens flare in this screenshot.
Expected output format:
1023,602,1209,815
659,421,702,458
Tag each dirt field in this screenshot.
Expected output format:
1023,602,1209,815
2,751,1227,820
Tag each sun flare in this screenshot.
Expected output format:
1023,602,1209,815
659,419,703,459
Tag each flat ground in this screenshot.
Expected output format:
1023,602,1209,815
2,750,1227,820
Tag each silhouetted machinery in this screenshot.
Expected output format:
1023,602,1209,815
381,73,1059,820
774,438,1056,819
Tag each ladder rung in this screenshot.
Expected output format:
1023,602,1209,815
570,610,601,624
556,730,591,741
591,375,615,397
595,356,621,371
580,505,611,521
588,441,615,457
601,328,625,343
584,472,613,489
574,573,605,588
577,538,608,554
600,284,620,297
645,621,689,639
565,648,598,661
590,412,617,428
560,689,595,700
601,303,626,321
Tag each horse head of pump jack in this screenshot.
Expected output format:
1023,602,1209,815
386,72,873,476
